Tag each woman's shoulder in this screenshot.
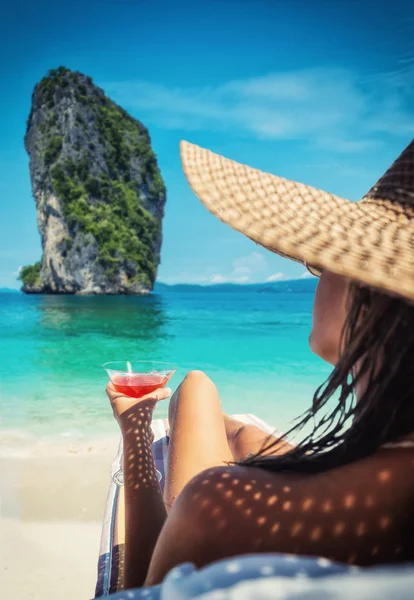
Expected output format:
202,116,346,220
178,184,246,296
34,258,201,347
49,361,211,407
175,450,414,562
184,446,414,503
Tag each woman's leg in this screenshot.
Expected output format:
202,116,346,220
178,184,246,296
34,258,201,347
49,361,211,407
223,414,294,460
163,371,233,509
164,371,293,508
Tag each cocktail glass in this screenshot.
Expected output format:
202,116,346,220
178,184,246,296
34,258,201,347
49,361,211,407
103,360,176,398
103,360,175,486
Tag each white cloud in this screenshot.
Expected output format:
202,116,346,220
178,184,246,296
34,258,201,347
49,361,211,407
159,252,267,285
13,266,22,277
266,272,285,282
158,272,250,285
210,274,226,284
157,273,210,285
210,252,266,284
103,65,414,150
210,274,249,284
299,270,316,279
232,252,267,277
228,252,267,282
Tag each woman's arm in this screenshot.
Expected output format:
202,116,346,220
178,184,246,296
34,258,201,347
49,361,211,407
121,418,167,588
107,383,170,589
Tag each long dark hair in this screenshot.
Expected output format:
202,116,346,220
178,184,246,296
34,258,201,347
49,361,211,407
245,282,414,473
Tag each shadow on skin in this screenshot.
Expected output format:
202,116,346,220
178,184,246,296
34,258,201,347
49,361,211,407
123,405,159,490
112,407,414,590
176,459,413,567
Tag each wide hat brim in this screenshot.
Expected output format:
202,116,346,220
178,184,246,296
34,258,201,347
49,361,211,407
180,140,414,302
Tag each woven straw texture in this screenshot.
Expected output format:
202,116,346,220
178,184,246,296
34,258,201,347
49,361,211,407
180,139,414,302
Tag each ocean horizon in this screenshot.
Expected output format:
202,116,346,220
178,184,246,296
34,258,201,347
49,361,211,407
0,278,331,443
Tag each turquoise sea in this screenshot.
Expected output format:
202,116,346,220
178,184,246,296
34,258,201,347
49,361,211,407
0,279,331,440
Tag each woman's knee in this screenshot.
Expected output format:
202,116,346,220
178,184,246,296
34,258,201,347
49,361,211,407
169,372,218,421
171,371,218,410
183,370,215,389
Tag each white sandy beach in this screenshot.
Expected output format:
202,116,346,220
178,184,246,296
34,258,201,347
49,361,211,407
0,434,120,599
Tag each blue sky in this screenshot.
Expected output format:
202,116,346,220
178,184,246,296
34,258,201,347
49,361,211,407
1,0,413,288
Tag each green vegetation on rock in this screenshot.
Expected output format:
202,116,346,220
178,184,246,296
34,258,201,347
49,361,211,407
18,262,41,287
37,67,71,109
25,66,166,292
44,135,63,165
51,162,159,286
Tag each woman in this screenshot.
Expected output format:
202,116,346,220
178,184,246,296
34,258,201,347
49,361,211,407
107,138,414,590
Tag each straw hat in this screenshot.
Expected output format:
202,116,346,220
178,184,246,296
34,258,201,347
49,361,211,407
180,139,414,302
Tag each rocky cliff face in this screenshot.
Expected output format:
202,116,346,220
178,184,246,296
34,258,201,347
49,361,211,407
21,67,166,294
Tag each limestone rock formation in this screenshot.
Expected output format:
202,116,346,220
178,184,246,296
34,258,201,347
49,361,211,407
21,67,166,294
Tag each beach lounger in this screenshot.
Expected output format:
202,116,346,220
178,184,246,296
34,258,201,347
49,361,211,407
95,414,277,597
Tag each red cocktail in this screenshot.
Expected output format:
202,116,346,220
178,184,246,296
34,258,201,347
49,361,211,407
103,361,176,398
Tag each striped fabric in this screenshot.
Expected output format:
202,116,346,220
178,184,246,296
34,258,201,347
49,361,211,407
94,414,277,597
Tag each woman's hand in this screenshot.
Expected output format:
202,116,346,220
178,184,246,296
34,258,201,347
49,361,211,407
106,382,172,432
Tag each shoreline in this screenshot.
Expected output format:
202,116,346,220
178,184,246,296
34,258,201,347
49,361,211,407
0,427,120,458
